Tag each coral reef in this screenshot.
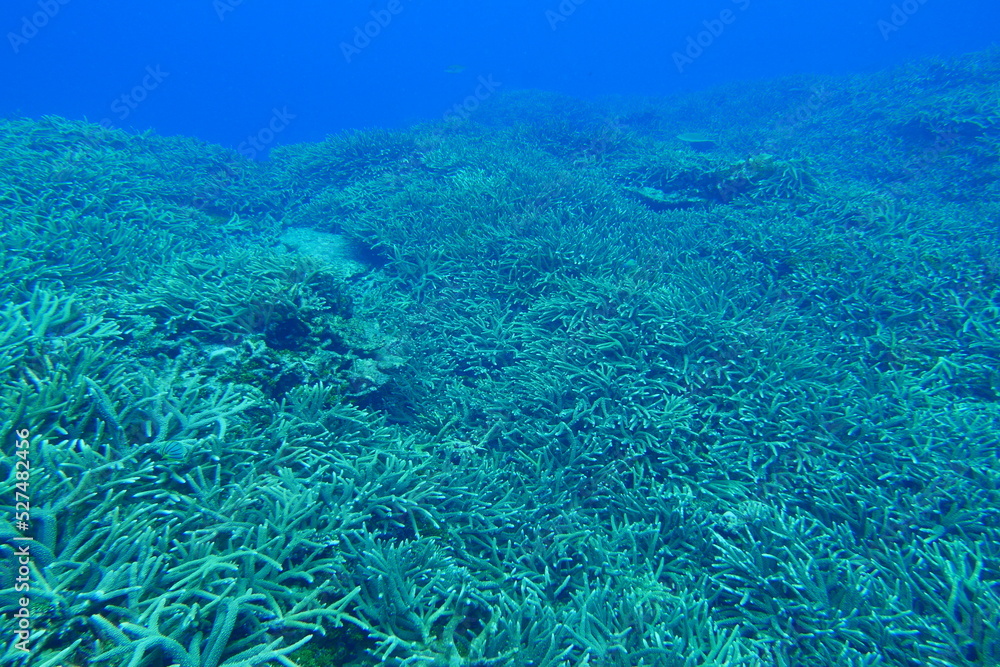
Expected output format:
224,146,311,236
1,48,999,667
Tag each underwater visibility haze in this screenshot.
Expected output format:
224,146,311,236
1,1,1000,666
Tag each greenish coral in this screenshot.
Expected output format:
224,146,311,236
2,47,1000,667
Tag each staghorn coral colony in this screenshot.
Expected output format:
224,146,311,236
2,48,1000,667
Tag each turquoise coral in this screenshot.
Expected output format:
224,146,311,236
1,48,999,667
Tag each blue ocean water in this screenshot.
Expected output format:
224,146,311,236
2,0,997,152
3,2,1000,666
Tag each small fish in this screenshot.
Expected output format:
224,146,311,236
159,441,186,460
444,65,466,75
